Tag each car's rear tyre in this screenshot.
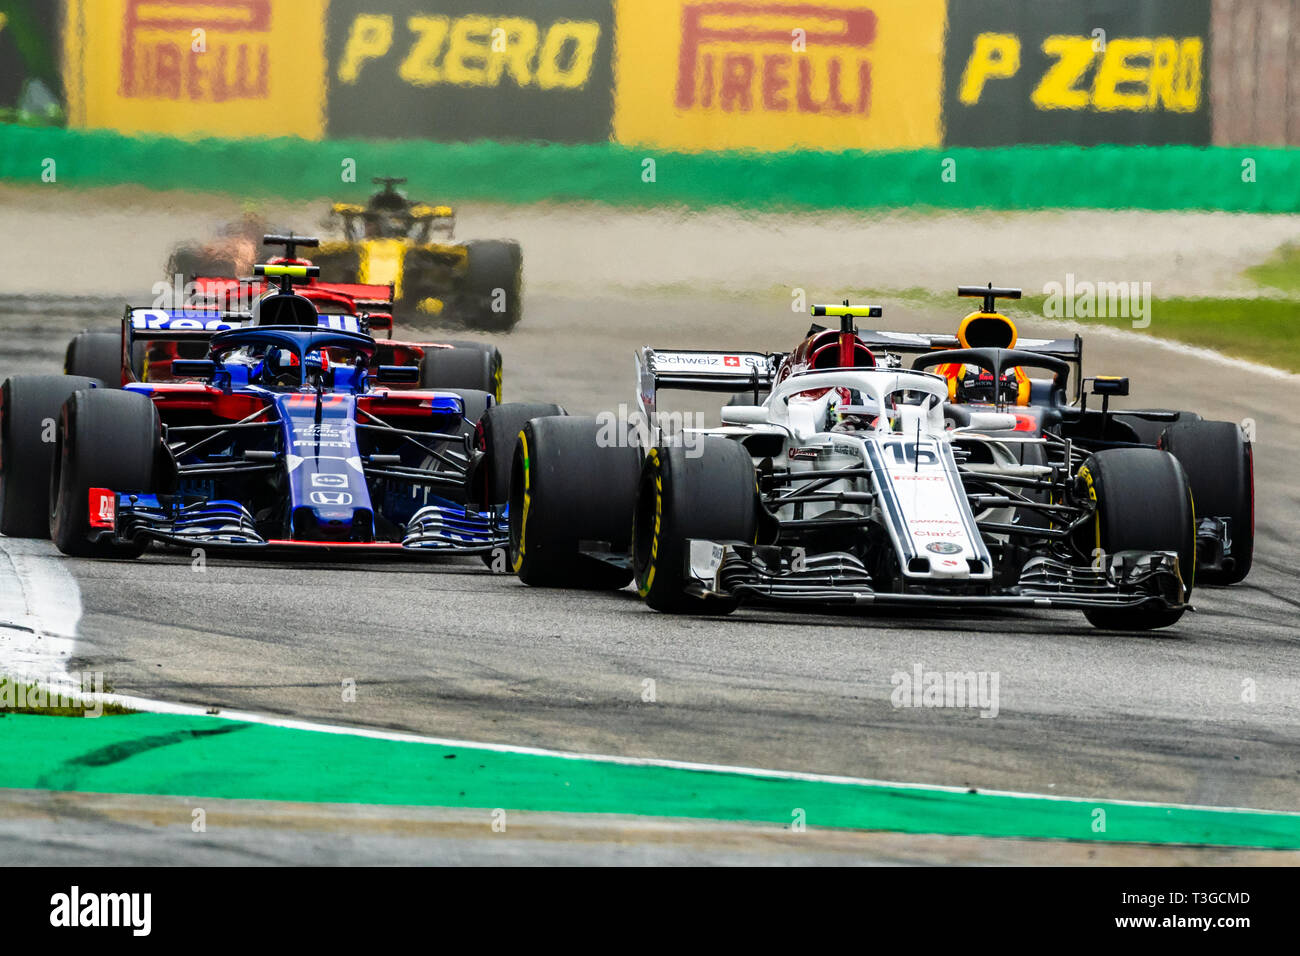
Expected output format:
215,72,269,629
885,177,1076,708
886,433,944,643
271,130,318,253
416,389,496,508
1115,409,1201,446
463,240,522,332
508,416,638,589
1079,447,1195,631
420,343,503,401
0,375,101,539
1160,419,1253,585
473,402,566,509
64,331,123,387
633,440,758,614
445,389,494,430
49,389,160,558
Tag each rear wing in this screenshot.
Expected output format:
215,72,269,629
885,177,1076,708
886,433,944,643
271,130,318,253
127,307,367,337
123,307,372,382
636,347,778,417
854,329,1084,402
191,276,395,306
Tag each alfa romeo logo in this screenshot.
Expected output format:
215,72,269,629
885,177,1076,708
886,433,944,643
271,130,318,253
926,541,963,555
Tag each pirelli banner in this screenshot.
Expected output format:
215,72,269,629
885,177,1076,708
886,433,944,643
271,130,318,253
615,0,946,151
63,0,329,139
57,0,1215,150
943,0,1212,146
326,0,614,142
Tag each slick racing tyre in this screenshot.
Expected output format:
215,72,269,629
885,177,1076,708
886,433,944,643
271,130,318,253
64,331,124,387
1160,420,1254,585
445,389,494,431
0,375,101,539
633,439,759,615
509,415,638,590
473,402,566,508
1078,447,1195,631
50,388,160,558
463,240,522,332
1114,409,1201,446
421,342,503,402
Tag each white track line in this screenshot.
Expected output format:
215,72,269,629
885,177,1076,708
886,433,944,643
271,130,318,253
1032,317,1300,381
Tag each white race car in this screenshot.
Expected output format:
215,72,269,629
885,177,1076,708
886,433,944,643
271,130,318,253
477,302,1196,630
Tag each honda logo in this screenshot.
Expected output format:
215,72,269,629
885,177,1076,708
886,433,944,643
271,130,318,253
309,491,353,506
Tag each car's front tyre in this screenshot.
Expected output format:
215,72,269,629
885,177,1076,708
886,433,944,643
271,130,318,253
49,389,160,558
508,415,638,589
0,375,101,539
1078,447,1195,630
632,439,759,615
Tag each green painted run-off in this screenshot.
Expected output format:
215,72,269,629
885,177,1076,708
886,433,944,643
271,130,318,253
1,712,1298,848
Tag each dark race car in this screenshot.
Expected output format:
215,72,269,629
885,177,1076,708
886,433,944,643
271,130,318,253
2,260,554,558
850,285,1254,586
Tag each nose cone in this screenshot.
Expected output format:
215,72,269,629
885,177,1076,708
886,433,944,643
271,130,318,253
292,503,375,541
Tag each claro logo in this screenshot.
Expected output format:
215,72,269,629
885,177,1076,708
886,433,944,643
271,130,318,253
338,13,601,89
119,0,273,101
959,32,1204,112
675,3,876,115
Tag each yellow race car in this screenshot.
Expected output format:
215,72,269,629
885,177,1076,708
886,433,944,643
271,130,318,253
314,178,523,332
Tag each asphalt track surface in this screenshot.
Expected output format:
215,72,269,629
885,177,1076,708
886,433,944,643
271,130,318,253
1,202,1298,864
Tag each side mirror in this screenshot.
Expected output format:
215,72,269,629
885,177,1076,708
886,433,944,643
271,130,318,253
375,365,421,385
171,359,217,379
720,405,769,425
366,312,393,332
961,411,1018,431
1090,376,1129,397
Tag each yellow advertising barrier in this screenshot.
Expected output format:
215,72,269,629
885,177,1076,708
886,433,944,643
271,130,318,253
614,0,945,151
63,0,327,139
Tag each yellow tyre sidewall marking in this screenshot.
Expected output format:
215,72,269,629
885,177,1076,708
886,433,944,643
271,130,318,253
1078,464,1100,565
636,448,662,598
510,430,530,574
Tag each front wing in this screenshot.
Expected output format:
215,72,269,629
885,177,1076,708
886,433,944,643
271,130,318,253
683,541,1187,612
97,493,506,556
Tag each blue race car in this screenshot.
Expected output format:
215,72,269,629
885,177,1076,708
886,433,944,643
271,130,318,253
0,264,559,558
